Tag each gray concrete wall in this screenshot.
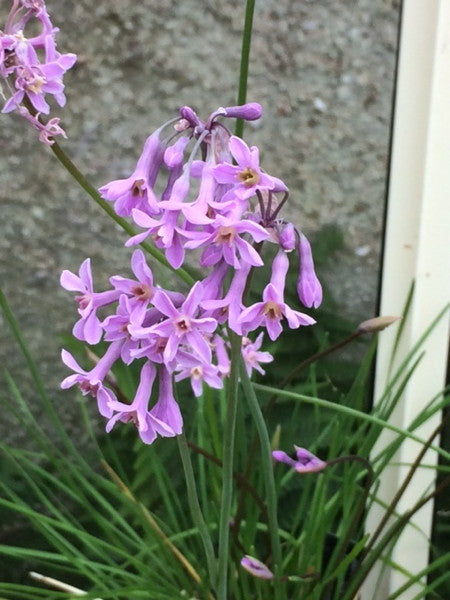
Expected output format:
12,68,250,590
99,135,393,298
0,0,400,442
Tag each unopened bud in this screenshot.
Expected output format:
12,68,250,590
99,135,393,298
357,315,400,334
179,106,201,128
278,222,296,252
223,102,263,121
241,555,274,580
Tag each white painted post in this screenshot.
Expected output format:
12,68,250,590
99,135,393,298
361,1,450,599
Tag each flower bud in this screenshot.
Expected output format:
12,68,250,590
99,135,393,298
278,222,296,252
241,555,274,580
357,315,400,334
223,102,263,121
179,106,201,128
297,233,322,309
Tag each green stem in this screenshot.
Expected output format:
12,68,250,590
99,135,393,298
49,141,196,286
239,360,285,600
177,433,217,589
217,331,241,600
235,0,256,138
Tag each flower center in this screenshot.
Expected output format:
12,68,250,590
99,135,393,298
131,283,153,301
214,225,236,245
75,293,91,310
80,380,99,397
175,315,191,334
19,65,46,93
237,167,259,187
191,366,203,379
263,301,282,320
131,179,145,197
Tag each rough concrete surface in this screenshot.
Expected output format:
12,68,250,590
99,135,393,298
0,0,400,443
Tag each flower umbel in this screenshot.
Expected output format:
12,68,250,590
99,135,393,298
60,103,322,445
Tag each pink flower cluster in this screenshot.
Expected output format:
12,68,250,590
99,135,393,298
1,0,76,143
61,104,322,444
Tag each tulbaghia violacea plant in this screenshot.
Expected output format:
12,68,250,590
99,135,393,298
60,103,323,444
0,0,76,143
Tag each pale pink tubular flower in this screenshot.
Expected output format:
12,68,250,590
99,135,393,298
183,215,269,269
241,555,274,580
201,262,251,334
213,135,287,202
109,249,155,316
106,362,181,444
174,351,223,397
99,128,165,217
1,0,76,138
60,258,120,344
239,251,315,340
132,281,217,366
241,333,273,376
60,341,122,418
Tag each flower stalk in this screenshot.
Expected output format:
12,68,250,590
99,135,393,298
216,330,241,600
239,358,285,600
177,432,217,589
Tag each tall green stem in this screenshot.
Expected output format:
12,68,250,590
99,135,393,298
239,360,285,600
177,433,217,589
217,331,241,600
235,0,256,138
49,141,196,286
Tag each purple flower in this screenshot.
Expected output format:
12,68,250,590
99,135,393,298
241,555,274,580
99,129,164,217
3,59,71,114
101,295,146,364
213,136,287,202
174,351,223,397
60,342,122,418
106,362,181,444
297,233,322,308
241,333,273,376
60,258,120,344
183,216,269,269
201,262,251,334
127,208,185,269
272,446,327,474
238,251,315,340
131,281,217,365
109,249,155,315
1,2,76,139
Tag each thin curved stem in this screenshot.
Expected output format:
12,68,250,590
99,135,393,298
239,360,285,600
216,331,241,600
234,0,256,138
177,433,217,589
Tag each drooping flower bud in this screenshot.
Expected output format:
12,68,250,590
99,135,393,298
241,555,274,580
297,233,322,309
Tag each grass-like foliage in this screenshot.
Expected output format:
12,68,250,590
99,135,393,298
0,290,449,600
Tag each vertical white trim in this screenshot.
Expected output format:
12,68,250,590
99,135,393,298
361,1,450,598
